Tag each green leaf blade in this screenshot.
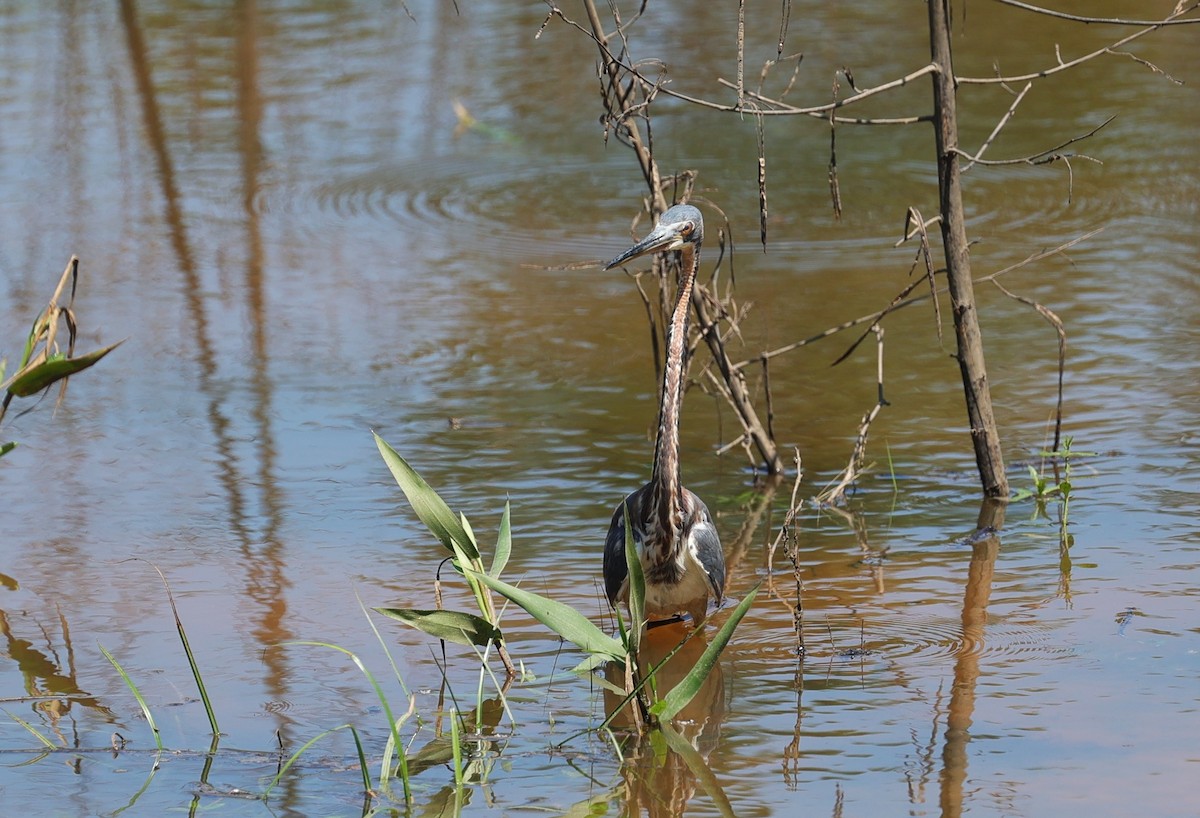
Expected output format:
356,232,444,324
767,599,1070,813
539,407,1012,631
653,581,761,722
5,340,124,397
467,570,625,661
374,433,480,561
491,501,512,578
624,503,645,656
374,607,502,648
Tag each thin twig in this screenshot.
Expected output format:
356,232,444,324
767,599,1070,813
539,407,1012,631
989,278,1067,452
718,63,940,117
959,8,1195,85
734,229,1103,372
736,0,746,110
953,115,1115,166
963,81,1032,172
992,0,1200,26
817,327,888,506
828,73,842,220
756,112,768,249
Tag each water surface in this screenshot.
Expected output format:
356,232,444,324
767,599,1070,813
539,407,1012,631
0,2,1197,816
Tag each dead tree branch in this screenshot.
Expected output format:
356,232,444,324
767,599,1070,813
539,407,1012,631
959,5,1197,85
544,0,1187,498
991,0,1200,27
954,115,1115,167
989,279,1068,454
731,230,1101,373
962,81,1032,172
817,326,889,506
929,0,1008,498
568,0,783,475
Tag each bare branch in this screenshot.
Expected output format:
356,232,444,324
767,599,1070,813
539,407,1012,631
736,0,746,110
766,447,805,572
952,115,1115,166
762,356,777,446
827,73,842,220
817,326,888,506
989,278,1067,453
718,63,940,117
776,0,792,57
627,270,663,385
992,0,1200,26
693,286,783,473
756,52,804,100
895,209,941,247
756,112,769,249
832,210,938,367
963,81,1032,172
960,7,1195,85
912,209,943,348
733,229,1104,372
1105,47,1185,84
556,9,941,122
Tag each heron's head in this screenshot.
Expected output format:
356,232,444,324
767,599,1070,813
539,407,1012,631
604,204,703,270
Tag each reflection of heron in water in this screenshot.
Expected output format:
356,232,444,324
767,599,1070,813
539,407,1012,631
604,621,727,814
601,205,725,627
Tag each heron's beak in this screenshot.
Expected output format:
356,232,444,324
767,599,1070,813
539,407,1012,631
604,223,687,270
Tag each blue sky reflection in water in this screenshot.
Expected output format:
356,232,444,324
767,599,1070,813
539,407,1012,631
0,1,1197,816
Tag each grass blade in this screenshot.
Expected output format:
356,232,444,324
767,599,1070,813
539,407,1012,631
282,641,412,804
348,725,372,796
450,708,464,789
264,723,354,799
100,643,163,751
652,581,761,722
3,709,56,749
147,563,220,736
359,595,412,698
380,696,417,798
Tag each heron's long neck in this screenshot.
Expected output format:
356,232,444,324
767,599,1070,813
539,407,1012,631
649,244,699,546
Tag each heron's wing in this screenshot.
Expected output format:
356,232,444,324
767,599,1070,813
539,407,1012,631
683,490,726,603
603,484,650,605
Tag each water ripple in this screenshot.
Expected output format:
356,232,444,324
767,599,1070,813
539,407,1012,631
258,154,625,261
814,611,1077,667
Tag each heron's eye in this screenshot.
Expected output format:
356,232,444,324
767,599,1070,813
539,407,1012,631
680,222,694,236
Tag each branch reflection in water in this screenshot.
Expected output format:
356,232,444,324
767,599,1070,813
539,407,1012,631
939,498,1004,818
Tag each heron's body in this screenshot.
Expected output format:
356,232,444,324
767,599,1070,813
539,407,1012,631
603,483,724,625
601,205,726,626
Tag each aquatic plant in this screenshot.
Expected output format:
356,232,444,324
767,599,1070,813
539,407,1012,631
4,438,755,814
1013,436,1093,520
1014,436,1096,602
0,257,122,458
373,434,759,730
373,433,517,677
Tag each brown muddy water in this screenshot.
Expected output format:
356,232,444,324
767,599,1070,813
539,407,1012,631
1,2,1197,817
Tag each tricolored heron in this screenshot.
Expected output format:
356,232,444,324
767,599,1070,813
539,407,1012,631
601,204,725,627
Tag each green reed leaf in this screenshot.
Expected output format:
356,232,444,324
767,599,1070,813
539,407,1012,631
623,503,645,656
374,607,502,648
652,581,761,722
467,570,625,662
491,501,512,578
374,434,479,562
5,340,124,397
